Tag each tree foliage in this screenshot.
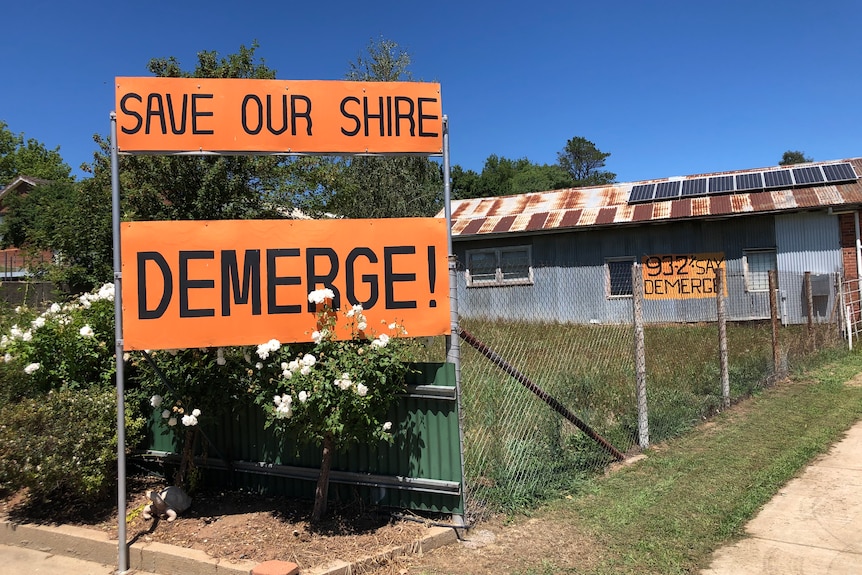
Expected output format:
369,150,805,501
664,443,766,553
329,37,443,218
0,121,72,185
779,150,813,165
557,137,616,186
346,36,413,82
452,155,573,199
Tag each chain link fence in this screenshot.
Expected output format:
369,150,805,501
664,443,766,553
453,262,845,522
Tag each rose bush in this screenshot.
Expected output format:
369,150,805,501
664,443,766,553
250,289,417,520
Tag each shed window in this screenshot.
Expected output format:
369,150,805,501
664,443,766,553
466,246,533,287
606,258,634,297
744,249,777,292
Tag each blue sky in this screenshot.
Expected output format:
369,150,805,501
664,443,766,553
3,0,861,184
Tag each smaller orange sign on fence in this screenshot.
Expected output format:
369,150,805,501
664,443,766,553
121,218,450,350
641,253,727,300
115,77,443,155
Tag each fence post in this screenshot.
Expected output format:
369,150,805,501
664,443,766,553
768,270,782,376
631,263,649,449
804,271,814,350
715,270,730,408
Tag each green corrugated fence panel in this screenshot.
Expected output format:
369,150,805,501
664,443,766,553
139,362,463,514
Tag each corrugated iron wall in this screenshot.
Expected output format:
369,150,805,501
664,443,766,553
141,362,463,514
455,212,841,325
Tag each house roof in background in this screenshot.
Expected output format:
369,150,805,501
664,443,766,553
0,176,52,203
443,157,862,239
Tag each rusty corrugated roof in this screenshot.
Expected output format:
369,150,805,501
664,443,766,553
443,157,862,238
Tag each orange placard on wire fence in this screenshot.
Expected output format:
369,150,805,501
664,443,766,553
641,252,727,300
115,77,443,155
121,218,450,350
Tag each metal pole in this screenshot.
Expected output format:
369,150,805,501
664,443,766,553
716,270,730,408
631,263,649,449
442,116,467,526
768,270,781,376
110,112,129,573
804,271,814,350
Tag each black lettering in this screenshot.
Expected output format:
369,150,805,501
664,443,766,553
345,247,379,309
221,249,261,316
179,251,215,318
120,93,143,135
645,256,662,277
384,246,417,309
394,96,415,136
364,96,385,137
242,95,263,135
266,249,301,314
137,252,172,319
306,248,340,311
675,255,690,275
146,94,166,135
266,95,288,135
340,96,361,136
644,279,654,295
166,94,188,134
291,95,312,136
679,278,690,294
418,97,439,137
191,94,214,135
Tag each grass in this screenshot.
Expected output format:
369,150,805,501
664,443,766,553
452,318,841,515
536,347,862,574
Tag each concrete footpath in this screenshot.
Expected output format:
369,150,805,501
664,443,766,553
702,419,862,574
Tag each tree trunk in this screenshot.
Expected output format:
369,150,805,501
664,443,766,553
311,433,334,522
174,427,196,487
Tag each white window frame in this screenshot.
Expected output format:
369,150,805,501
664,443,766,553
743,249,777,292
465,245,534,287
606,257,635,298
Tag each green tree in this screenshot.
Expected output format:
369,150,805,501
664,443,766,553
346,36,413,82
0,121,72,185
557,137,616,186
779,150,813,165
329,37,443,218
451,155,573,199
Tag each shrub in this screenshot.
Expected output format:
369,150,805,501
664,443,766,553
0,284,117,399
0,387,145,508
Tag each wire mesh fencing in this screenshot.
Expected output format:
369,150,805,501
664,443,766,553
453,262,845,522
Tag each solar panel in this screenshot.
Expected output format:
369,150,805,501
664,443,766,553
708,176,734,194
822,163,857,182
681,178,707,197
654,181,681,200
628,184,656,203
792,166,824,185
763,169,792,188
735,172,763,192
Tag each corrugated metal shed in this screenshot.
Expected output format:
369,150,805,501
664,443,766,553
444,157,862,238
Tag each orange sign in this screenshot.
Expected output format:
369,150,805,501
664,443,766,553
121,219,450,350
642,253,727,300
115,77,443,155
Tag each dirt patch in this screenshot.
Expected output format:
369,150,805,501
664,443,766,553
0,474,607,575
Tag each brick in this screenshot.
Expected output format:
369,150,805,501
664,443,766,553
252,560,300,575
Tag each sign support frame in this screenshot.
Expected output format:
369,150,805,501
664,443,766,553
109,79,462,571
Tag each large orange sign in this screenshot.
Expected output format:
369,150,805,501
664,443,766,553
121,219,450,350
115,77,442,155
642,253,727,300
